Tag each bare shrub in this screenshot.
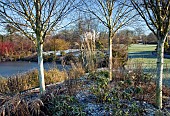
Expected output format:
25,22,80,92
44,38,70,51
125,62,153,85
68,62,85,79
96,44,128,70
112,44,128,69
60,62,86,96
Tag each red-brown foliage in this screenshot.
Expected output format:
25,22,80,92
0,41,14,56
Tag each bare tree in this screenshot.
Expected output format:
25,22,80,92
131,0,170,109
0,0,78,93
82,0,135,80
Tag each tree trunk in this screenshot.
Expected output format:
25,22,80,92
108,29,112,81
35,1,45,94
156,37,165,109
37,35,45,94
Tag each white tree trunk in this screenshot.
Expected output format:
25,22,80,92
109,29,112,81
35,1,45,94
37,37,45,93
156,38,165,109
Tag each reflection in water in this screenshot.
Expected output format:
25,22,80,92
0,61,70,77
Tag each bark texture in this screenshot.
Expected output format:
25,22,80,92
156,36,165,109
37,42,45,93
108,29,113,81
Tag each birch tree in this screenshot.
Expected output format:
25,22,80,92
0,0,77,93
131,0,170,109
83,0,135,80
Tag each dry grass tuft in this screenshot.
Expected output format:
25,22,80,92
0,68,67,93
0,94,45,116
45,69,67,85
28,99,45,116
0,94,29,116
0,77,8,93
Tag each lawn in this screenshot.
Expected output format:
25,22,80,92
128,44,157,53
128,44,170,64
128,44,170,86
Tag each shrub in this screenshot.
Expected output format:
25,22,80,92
89,71,133,103
63,53,78,65
88,70,109,80
90,75,110,103
0,41,14,56
112,45,128,69
42,94,85,116
43,54,58,62
96,45,128,69
95,40,104,51
89,71,112,103
164,41,169,52
60,51,66,56
126,62,153,85
44,38,70,51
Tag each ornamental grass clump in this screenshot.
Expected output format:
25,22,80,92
44,69,67,85
0,77,8,93
0,94,45,116
0,68,67,93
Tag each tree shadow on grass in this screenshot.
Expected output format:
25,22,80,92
128,51,156,59
129,51,170,59
163,78,170,87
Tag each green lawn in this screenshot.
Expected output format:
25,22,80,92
127,44,170,86
128,44,170,64
128,44,156,53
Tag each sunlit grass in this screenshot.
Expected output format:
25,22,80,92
128,44,170,64
128,44,156,53
128,44,170,86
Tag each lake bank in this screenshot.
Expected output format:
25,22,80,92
0,49,80,62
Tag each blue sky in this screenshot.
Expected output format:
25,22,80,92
0,0,152,36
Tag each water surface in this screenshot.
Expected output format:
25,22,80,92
0,61,69,77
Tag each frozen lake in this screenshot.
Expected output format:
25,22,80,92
0,61,70,77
